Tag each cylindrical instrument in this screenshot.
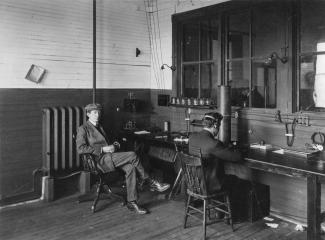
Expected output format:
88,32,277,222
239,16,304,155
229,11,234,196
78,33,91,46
164,121,170,132
219,86,231,144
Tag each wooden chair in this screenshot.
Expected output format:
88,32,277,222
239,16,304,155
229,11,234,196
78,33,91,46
78,153,126,213
179,149,234,240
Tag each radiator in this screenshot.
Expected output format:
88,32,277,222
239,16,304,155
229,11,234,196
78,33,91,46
42,106,86,177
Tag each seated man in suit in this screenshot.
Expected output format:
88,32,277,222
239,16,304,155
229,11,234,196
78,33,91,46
189,112,242,193
76,103,170,215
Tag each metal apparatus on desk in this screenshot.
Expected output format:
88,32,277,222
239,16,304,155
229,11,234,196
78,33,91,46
219,86,231,144
185,107,191,137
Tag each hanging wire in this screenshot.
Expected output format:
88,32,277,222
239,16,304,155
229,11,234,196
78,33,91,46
155,0,166,90
145,0,161,90
144,0,161,91
144,0,167,93
150,2,163,92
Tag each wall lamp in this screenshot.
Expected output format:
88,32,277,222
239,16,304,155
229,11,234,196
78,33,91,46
265,52,288,65
161,64,176,71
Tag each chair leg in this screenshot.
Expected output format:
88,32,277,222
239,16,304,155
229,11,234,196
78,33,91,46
184,195,191,228
92,178,103,213
226,194,234,231
203,199,207,240
106,184,126,206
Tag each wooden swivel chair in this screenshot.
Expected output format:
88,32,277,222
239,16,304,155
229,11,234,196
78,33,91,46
78,153,126,213
180,149,234,240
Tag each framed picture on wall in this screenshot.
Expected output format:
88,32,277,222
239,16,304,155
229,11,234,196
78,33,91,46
25,64,46,83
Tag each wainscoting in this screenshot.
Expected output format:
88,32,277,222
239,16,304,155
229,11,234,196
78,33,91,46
0,88,151,204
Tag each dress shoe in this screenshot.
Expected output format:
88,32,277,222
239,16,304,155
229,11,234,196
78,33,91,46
126,201,148,215
149,179,170,192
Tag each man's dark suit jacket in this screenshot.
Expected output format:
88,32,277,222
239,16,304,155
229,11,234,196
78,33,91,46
189,130,242,192
76,120,115,171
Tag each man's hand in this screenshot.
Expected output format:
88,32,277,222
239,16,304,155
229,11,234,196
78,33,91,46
102,145,116,153
113,141,120,150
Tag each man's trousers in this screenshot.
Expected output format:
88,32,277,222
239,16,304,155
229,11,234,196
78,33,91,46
98,151,148,202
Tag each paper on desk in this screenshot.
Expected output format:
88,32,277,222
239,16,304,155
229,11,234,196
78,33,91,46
173,137,188,144
155,135,167,139
250,143,273,150
273,149,284,154
134,130,151,135
263,217,274,221
266,223,278,228
295,224,304,232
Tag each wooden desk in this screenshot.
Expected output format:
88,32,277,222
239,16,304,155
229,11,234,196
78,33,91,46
121,130,188,162
245,149,325,240
120,130,188,198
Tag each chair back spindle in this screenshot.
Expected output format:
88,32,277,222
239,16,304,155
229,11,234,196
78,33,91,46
179,150,208,196
181,147,234,239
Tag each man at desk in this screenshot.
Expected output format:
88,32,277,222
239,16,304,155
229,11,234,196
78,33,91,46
189,112,242,193
76,103,170,215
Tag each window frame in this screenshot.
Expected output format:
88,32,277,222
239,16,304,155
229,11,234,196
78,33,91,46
172,8,223,102
296,0,325,112
172,1,325,115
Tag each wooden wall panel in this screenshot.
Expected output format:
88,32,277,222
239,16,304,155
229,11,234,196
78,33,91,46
0,88,150,204
150,89,325,222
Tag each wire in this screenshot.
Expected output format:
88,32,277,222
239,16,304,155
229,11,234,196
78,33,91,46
54,171,84,180
155,0,166,90
144,0,161,90
144,0,167,93
152,4,164,92
147,0,162,91
311,132,325,146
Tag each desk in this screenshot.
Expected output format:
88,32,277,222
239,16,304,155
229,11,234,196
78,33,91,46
245,149,325,240
121,130,188,162
120,130,188,198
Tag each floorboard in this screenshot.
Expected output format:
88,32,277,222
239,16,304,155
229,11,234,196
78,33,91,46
0,190,322,240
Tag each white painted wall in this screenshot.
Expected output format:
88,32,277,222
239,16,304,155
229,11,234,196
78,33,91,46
147,0,229,90
0,0,150,89
0,0,228,89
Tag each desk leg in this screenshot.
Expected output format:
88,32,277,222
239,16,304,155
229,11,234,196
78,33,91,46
307,175,321,240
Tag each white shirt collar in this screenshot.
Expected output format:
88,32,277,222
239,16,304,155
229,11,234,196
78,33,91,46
89,119,99,127
203,127,214,135
203,127,220,139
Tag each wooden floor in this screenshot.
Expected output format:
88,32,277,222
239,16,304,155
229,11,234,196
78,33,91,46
0,189,317,240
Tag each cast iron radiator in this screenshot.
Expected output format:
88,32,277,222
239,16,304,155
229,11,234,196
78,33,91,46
41,106,88,201
42,106,86,177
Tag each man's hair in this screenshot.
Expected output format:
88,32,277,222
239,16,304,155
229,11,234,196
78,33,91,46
85,103,102,114
203,118,215,128
202,112,223,128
